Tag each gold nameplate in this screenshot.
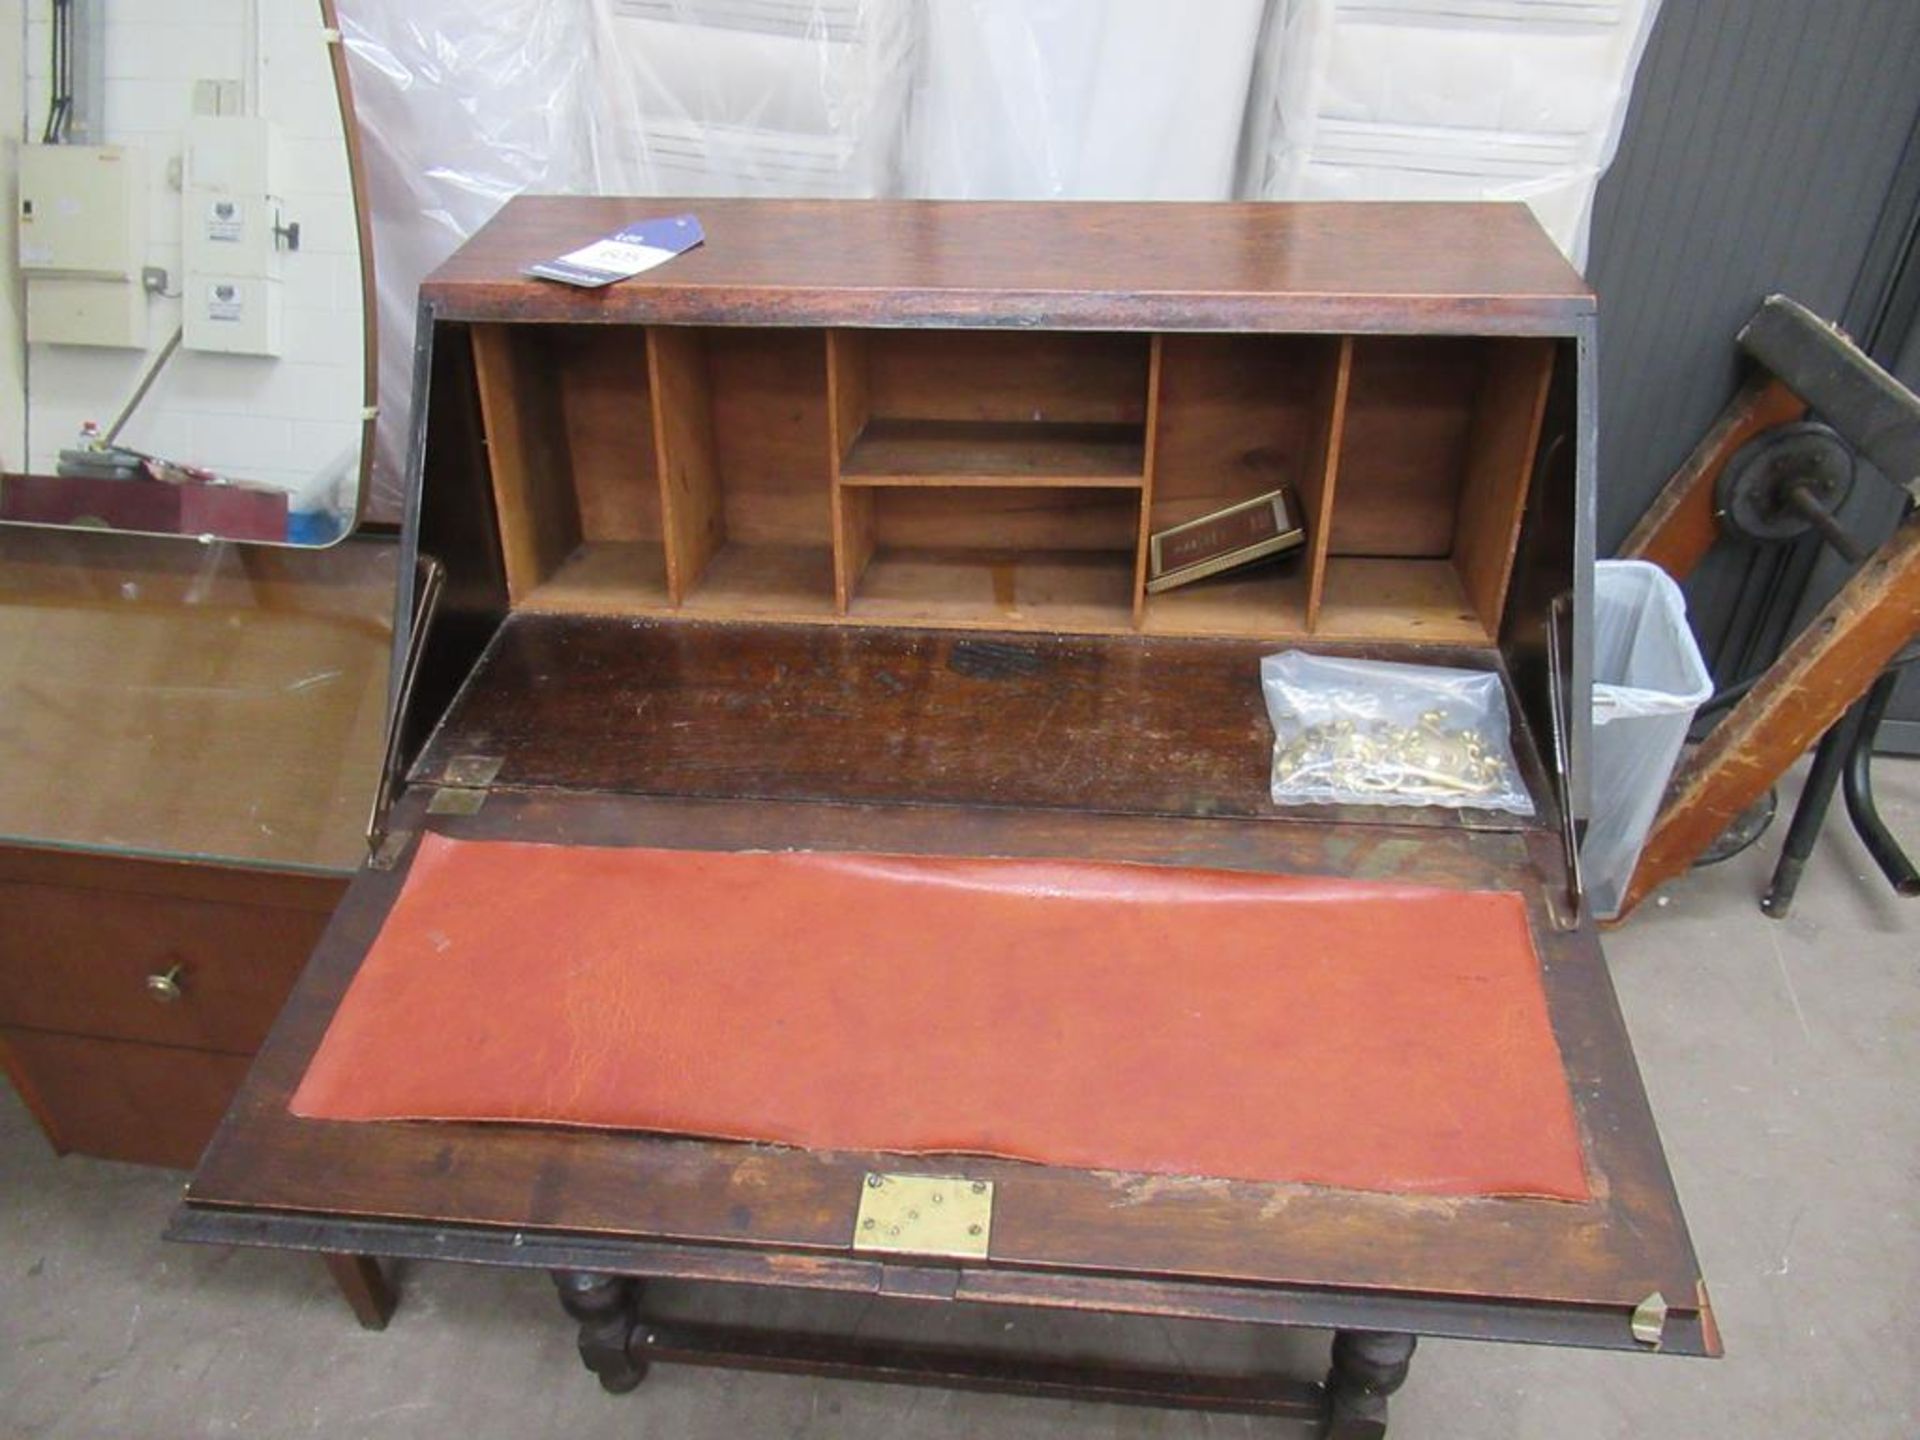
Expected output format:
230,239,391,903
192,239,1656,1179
1147,487,1306,594
852,1173,993,1260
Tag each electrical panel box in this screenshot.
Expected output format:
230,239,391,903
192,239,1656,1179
18,144,145,278
18,145,148,347
182,116,286,357
185,275,283,356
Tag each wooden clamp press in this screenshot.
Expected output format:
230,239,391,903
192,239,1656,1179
1615,295,1920,919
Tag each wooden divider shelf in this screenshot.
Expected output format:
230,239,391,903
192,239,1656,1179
838,419,1147,488
469,319,1554,646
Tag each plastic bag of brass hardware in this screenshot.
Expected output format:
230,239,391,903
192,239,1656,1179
1260,652,1535,815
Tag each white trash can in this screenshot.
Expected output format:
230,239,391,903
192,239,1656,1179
1581,560,1716,920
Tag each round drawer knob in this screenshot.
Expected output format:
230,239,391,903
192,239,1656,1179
145,964,185,1003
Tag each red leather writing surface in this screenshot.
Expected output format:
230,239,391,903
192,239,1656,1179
292,834,1589,1200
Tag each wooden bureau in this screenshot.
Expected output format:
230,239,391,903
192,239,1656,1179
169,199,1712,1435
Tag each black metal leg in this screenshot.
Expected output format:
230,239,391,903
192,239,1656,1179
1760,701,1865,918
553,1271,649,1394
1841,667,1920,898
1321,1331,1416,1439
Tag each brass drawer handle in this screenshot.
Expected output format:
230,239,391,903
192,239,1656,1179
145,964,185,1003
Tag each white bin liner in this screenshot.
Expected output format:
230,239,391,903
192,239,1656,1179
1582,560,1715,920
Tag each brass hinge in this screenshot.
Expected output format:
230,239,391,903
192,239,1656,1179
427,754,503,815
1631,1291,1668,1349
368,828,414,871
852,1173,993,1260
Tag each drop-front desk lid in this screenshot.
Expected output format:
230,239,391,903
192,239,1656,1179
176,619,1713,1358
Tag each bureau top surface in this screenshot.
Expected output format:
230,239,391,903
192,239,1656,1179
423,198,1594,334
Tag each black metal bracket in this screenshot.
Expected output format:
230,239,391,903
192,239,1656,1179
1762,644,1920,917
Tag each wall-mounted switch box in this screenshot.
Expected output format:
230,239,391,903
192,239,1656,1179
18,144,145,279
182,117,286,356
185,275,283,356
186,192,281,280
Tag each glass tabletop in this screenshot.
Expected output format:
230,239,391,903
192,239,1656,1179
0,527,397,874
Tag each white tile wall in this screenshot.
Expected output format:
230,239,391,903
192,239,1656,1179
21,0,367,514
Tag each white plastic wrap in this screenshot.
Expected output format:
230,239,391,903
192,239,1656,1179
1243,0,1661,264
335,0,1661,518
597,0,918,198
1581,560,1715,920
339,2,612,518
908,0,1267,200
1261,652,1534,815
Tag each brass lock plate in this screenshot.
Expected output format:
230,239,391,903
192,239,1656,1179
852,1173,993,1260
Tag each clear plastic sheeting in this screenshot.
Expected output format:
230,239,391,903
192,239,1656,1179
1243,0,1661,266
338,3,610,512
599,0,918,197
1581,561,1715,920
335,0,1660,517
908,0,1268,201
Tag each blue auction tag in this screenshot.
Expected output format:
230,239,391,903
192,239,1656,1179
524,214,705,288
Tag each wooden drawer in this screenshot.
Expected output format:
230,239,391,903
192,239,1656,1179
0,862,342,1055
3,1027,253,1169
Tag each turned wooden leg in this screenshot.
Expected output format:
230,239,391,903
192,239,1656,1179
552,1271,649,1394
323,1253,396,1331
1321,1330,1416,1438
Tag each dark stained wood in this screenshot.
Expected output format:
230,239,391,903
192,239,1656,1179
1622,512,1920,915
1325,1332,1417,1438
554,1278,1330,1420
555,1272,649,1393
181,784,1707,1348
173,1208,1718,1356
423,199,1593,335
411,615,1546,832
324,1253,396,1331
1615,374,1806,579
6,1027,251,1169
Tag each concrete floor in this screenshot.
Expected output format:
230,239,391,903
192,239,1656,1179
4,763,1916,1439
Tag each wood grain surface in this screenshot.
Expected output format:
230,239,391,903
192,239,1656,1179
423,199,1592,334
